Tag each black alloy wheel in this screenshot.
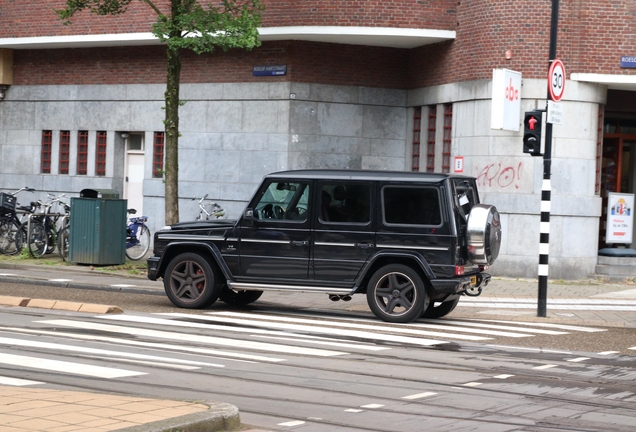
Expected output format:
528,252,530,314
366,264,428,323
219,288,264,306
163,253,221,309
421,297,460,319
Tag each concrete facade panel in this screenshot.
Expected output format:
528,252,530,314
318,103,363,137
362,105,406,139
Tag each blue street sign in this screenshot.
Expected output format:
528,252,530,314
620,56,636,68
253,65,287,76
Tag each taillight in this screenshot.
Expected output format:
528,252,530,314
479,265,489,272
455,266,465,276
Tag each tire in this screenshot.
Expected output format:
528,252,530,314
126,225,150,261
466,204,502,265
219,288,263,306
58,226,69,261
28,223,48,258
163,253,221,309
0,219,22,255
366,264,429,323
421,297,460,319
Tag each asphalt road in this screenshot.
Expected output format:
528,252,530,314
2,280,636,431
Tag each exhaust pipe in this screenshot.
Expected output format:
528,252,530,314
340,295,352,302
329,294,340,302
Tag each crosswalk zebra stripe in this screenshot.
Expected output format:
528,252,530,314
252,335,390,351
37,320,349,357
0,336,224,368
0,327,285,363
468,319,606,333
416,319,569,335
0,353,145,379
0,375,44,386
458,301,636,311
104,313,453,345
199,312,491,345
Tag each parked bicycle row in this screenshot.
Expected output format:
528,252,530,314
0,187,151,261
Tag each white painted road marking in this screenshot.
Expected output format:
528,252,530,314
402,392,437,400
38,319,348,357
0,353,145,379
0,336,224,368
0,375,44,386
533,364,558,370
471,319,606,333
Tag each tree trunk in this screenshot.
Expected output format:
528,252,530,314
164,44,181,225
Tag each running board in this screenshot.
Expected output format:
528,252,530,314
228,282,351,295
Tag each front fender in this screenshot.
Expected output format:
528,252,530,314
151,241,233,282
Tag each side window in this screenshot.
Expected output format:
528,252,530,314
320,183,371,224
253,181,309,222
383,186,442,226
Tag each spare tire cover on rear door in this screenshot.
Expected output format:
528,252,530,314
466,204,501,265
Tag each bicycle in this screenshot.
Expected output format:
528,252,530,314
126,209,151,260
193,195,225,220
0,187,35,255
26,193,66,258
57,201,71,261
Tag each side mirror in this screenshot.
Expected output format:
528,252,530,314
243,208,256,226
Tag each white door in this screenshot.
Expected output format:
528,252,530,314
124,134,145,216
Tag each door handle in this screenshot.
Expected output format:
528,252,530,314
291,240,308,247
356,242,372,249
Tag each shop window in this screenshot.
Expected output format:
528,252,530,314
41,131,52,174
95,131,107,176
77,131,88,175
153,132,165,178
426,106,437,172
59,131,70,175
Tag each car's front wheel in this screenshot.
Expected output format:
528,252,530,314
164,253,221,309
366,264,428,323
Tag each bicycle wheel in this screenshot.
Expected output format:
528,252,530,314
0,218,21,255
126,225,150,261
28,223,48,258
58,226,70,261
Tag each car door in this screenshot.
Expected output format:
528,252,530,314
238,179,311,281
313,181,375,284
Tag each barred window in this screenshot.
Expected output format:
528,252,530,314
77,131,88,175
153,132,165,178
41,131,52,174
96,131,107,176
59,131,70,174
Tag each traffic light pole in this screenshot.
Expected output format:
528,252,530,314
538,0,560,318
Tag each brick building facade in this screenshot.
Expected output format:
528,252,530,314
1,0,635,279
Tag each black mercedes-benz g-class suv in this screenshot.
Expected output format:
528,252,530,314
147,170,501,323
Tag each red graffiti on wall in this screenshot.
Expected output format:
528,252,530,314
476,162,523,189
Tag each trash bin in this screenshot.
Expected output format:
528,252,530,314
68,189,127,265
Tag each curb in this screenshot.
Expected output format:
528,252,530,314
0,295,123,314
118,402,241,432
0,274,164,296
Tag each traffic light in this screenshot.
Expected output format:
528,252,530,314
523,110,543,156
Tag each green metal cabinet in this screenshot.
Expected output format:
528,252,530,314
68,189,127,265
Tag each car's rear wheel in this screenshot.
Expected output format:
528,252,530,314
219,288,263,306
366,264,428,323
164,253,221,309
421,297,460,319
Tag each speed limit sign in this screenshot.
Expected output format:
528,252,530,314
548,59,565,102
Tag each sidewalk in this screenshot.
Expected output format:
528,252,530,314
1,257,636,431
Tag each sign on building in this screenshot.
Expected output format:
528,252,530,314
491,69,522,132
606,193,634,244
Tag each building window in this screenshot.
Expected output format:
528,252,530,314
41,131,52,174
426,106,437,172
442,104,452,173
153,132,165,178
411,107,421,172
77,131,88,175
59,131,70,174
95,131,107,176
